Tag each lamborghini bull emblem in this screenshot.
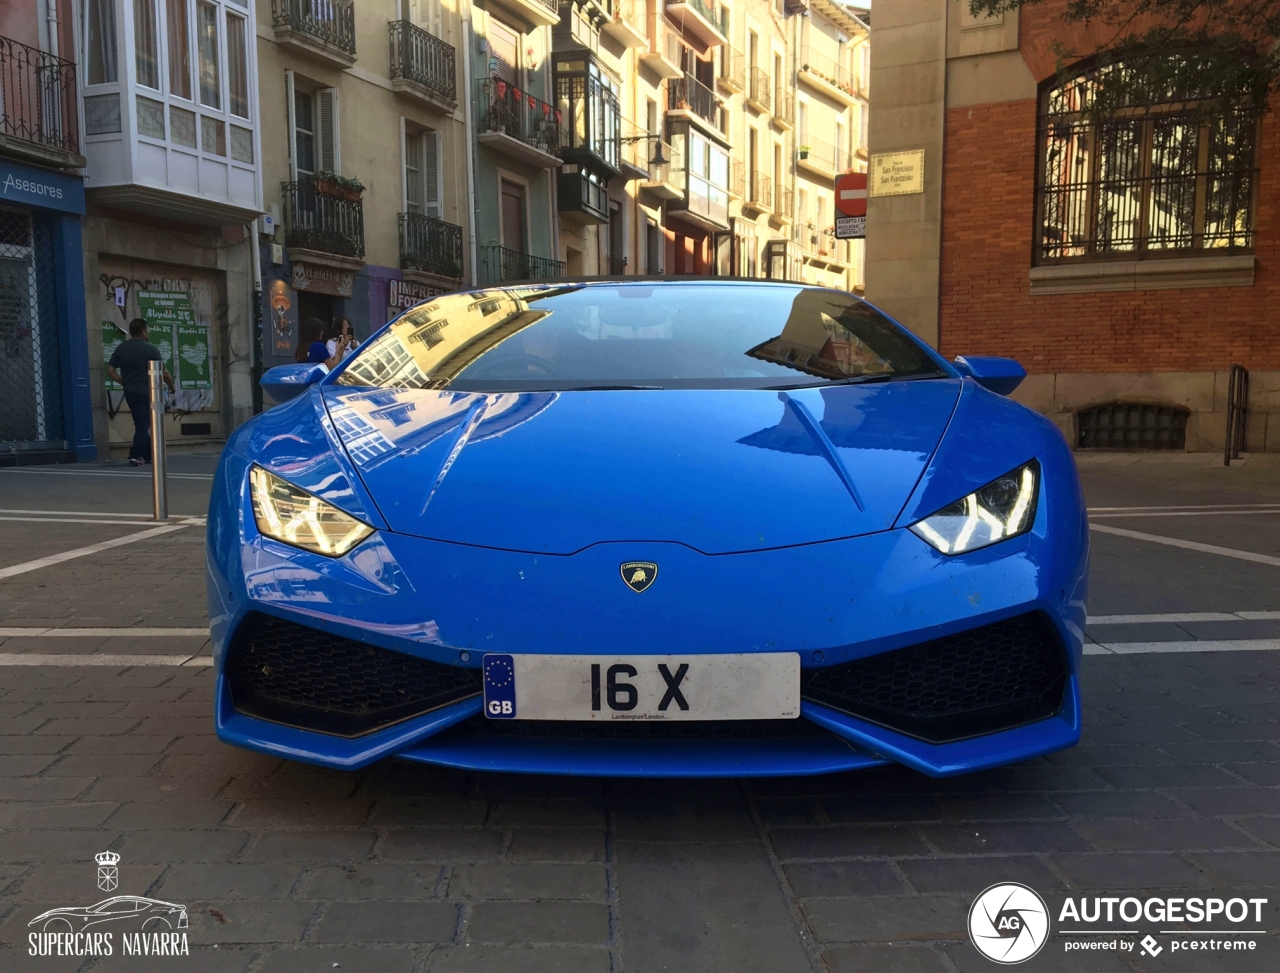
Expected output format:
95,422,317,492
620,561,658,593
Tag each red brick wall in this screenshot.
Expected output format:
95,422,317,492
938,55,1280,373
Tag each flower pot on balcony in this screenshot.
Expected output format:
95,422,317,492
798,149,810,160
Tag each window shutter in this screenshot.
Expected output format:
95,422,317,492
285,69,297,179
489,19,518,85
317,87,339,173
423,130,441,220
500,181,525,250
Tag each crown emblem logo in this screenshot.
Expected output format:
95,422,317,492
95,850,121,891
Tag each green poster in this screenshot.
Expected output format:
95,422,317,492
136,289,192,379
102,322,125,390
176,323,211,389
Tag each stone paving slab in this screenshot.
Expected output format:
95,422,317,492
1,654,1274,971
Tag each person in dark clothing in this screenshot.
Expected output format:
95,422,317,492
295,317,344,369
107,318,175,467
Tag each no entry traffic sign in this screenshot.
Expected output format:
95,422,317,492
835,171,867,217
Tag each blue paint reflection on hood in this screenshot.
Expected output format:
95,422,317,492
323,379,961,555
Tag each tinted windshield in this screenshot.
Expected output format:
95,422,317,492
336,283,945,391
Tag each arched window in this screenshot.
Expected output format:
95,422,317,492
1036,63,1258,263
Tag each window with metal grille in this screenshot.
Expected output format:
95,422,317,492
1078,404,1188,450
1036,63,1258,263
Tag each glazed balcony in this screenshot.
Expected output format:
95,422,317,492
389,20,457,112
399,212,464,280
478,245,566,284
476,79,562,168
0,35,81,168
282,176,365,260
271,0,356,68
665,0,727,48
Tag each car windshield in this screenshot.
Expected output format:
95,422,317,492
335,283,946,391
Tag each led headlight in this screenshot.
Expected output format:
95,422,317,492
909,460,1039,555
249,466,374,556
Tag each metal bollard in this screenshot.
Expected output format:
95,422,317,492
149,360,168,521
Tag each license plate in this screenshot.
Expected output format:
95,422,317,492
482,653,800,721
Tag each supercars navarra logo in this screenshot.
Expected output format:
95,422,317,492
620,561,658,593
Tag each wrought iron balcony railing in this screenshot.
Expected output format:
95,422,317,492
748,68,771,112
389,20,456,103
282,176,365,259
749,171,772,209
271,0,356,56
399,212,463,279
477,79,562,156
668,73,717,126
717,45,744,93
801,135,851,173
0,34,78,155
478,245,566,284
673,0,727,35
799,45,855,98
774,87,794,126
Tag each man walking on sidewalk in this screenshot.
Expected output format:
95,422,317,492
106,318,176,467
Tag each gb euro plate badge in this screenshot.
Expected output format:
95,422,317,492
482,653,800,721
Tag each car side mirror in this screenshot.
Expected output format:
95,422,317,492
260,363,327,403
953,355,1026,396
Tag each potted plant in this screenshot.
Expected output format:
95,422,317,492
798,145,811,159
315,171,364,201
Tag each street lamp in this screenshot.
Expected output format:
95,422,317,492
620,133,669,167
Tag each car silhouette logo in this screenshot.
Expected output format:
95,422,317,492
620,561,658,593
29,896,189,933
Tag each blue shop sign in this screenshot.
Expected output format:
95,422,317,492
0,158,85,215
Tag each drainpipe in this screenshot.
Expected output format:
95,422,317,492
47,0,60,56
462,11,480,286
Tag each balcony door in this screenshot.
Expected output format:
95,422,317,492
500,179,526,252
404,0,442,39
404,128,442,220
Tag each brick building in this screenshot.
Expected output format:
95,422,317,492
866,0,1278,452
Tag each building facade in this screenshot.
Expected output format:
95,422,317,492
0,1,94,464
866,0,1278,451
255,0,470,374
77,0,262,457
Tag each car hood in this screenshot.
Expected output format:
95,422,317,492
322,380,961,555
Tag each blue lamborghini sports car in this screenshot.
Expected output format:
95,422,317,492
207,280,1088,777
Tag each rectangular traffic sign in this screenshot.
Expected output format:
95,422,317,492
835,216,865,239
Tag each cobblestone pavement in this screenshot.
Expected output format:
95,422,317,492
0,455,1277,972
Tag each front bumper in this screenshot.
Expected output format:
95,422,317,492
208,441,1088,777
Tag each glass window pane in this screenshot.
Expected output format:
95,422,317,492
230,124,254,162
201,114,226,155
1146,117,1197,250
226,14,249,117
1094,120,1142,253
294,90,315,175
1203,112,1255,249
137,94,165,137
171,104,197,146
135,0,160,89
197,1,220,109
167,0,191,98
86,0,119,84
